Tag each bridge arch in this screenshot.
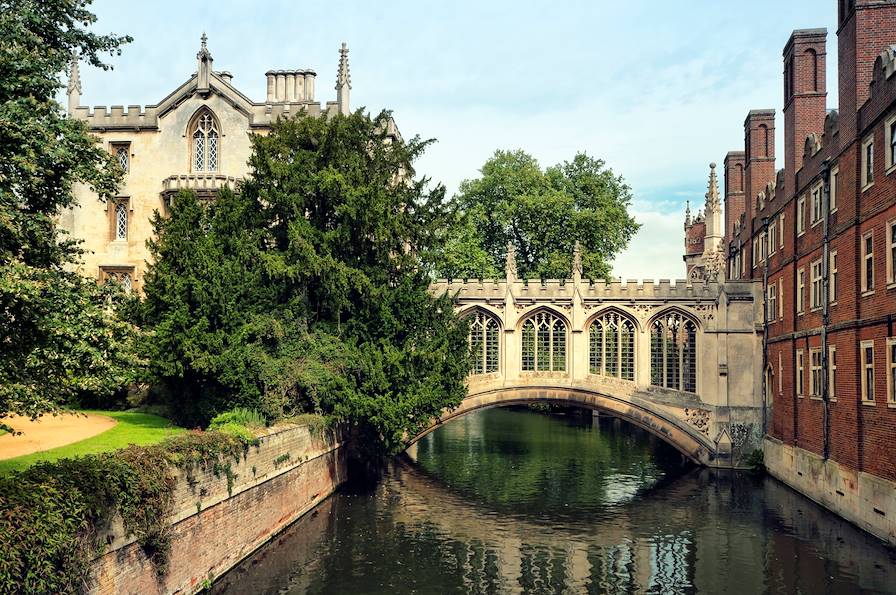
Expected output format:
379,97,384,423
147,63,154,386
407,385,716,465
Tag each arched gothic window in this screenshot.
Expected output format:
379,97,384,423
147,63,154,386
589,311,635,381
468,311,500,374
191,110,219,172
521,311,566,372
650,311,697,393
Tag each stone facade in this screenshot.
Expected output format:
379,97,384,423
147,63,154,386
431,247,765,467
60,36,356,292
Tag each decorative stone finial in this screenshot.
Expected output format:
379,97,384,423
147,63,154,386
705,162,721,214
67,53,81,114
505,241,518,282
684,200,692,228
197,33,213,95
572,241,583,279
336,42,351,115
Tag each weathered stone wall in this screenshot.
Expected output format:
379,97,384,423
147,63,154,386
88,424,349,595
764,436,896,546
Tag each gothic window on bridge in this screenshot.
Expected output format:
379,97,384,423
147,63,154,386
521,311,566,372
468,311,500,374
589,311,635,381
191,109,219,172
650,311,697,393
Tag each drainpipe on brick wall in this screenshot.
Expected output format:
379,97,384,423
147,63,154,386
761,215,770,436
820,159,831,461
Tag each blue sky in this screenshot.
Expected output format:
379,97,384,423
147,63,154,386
79,0,838,279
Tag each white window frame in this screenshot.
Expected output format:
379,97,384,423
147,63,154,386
810,183,823,227
829,165,838,214
861,135,874,190
796,349,805,397
796,267,805,315
887,218,896,288
778,277,784,319
809,347,822,398
797,195,806,235
830,250,838,304
767,283,777,322
779,213,785,249
768,221,777,256
861,231,875,295
810,258,823,310
861,340,875,404
829,345,837,401
887,337,896,406
885,114,896,173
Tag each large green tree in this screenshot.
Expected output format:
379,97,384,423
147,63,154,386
0,0,139,429
137,112,469,452
433,150,640,280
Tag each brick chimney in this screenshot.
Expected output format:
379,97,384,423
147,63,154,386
723,151,745,243
743,110,776,221
838,0,896,141
783,28,827,198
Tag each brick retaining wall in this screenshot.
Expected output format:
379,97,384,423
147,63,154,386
88,424,349,594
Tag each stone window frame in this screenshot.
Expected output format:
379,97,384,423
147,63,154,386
828,345,837,401
520,309,568,373
887,337,896,407
111,141,130,174
99,265,135,294
797,194,806,236
861,340,875,405
465,309,501,376
885,113,896,174
861,230,874,295
861,134,874,190
107,196,132,242
810,258,823,311
587,308,637,382
810,182,823,228
829,250,838,305
188,108,221,173
809,347,822,399
648,309,699,394
886,218,896,288
829,164,838,214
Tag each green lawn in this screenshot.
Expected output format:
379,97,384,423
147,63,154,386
0,410,184,475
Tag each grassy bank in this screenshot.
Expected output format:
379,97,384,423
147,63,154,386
0,410,184,475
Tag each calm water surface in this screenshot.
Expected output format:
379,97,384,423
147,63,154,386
214,408,896,594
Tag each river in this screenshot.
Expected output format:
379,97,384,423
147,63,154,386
213,407,896,594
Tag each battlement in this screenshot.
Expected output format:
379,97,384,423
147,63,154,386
72,104,160,130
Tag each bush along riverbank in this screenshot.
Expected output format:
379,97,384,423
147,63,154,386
0,427,260,594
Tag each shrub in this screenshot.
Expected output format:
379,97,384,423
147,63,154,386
208,407,266,430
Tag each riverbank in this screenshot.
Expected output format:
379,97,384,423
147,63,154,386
87,422,348,594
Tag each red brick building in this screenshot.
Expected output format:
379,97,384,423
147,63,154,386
691,0,896,542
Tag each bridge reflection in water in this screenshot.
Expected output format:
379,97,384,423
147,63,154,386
213,409,896,594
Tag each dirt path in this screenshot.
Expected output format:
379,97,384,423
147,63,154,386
0,412,117,460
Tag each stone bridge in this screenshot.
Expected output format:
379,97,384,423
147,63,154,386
421,267,765,468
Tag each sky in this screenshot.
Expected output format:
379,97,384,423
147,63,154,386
79,0,839,280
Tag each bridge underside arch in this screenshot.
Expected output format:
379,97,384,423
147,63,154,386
407,386,715,465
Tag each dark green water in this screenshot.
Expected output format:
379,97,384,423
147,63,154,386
214,408,896,594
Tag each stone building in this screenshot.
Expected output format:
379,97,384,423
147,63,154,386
683,163,725,282
699,0,896,545
60,36,355,291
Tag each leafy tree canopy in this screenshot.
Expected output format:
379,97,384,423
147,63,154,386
431,149,640,280
0,0,139,429
136,112,469,453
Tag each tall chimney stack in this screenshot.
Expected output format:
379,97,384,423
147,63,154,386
743,110,776,221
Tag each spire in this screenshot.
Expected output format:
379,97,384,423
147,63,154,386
684,200,692,229
336,42,351,115
67,53,81,114
705,162,721,214
505,241,518,282
197,32,213,95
